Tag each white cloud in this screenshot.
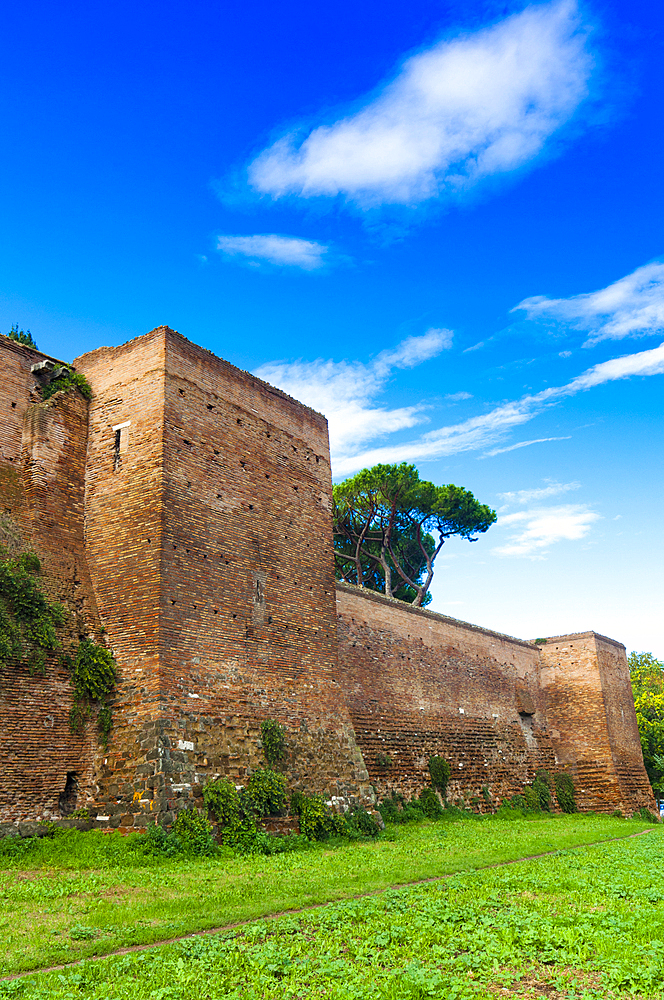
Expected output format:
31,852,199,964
515,260,664,345
253,328,452,459
482,436,571,458
216,234,328,269
326,340,664,475
493,503,600,558
444,391,473,402
498,480,581,505
248,1,592,208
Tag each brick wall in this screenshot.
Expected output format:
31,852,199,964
74,328,371,829
0,335,103,823
336,584,655,813
336,582,556,808
539,633,655,813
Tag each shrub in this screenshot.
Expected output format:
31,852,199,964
346,806,380,838
522,786,540,811
554,772,578,814
418,786,443,819
41,367,92,401
428,756,451,796
509,794,526,809
203,777,241,826
634,807,659,823
70,638,116,701
6,324,37,348
260,719,286,766
533,770,552,811
611,808,624,818
0,549,62,665
375,752,393,767
172,808,217,855
291,792,346,841
378,793,425,825
241,769,287,817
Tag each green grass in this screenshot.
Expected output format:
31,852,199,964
0,813,654,978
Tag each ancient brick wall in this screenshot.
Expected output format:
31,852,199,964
0,335,103,824
539,634,655,814
73,328,370,829
335,582,556,809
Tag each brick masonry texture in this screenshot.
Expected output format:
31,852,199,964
0,327,656,829
336,584,655,814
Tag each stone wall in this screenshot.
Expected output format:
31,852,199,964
0,328,655,827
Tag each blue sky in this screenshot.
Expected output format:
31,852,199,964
2,1,663,655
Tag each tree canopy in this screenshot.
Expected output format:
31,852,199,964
332,462,496,607
629,650,664,804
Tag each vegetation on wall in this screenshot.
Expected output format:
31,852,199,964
40,366,92,401
333,462,496,606
0,545,115,746
629,650,664,802
5,323,38,348
260,718,286,765
0,548,64,670
554,772,577,813
428,755,451,796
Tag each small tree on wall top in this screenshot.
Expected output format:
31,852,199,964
333,463,496,607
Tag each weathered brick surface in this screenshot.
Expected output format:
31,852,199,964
539,633,655,813
0,327,655,825
0,335,104,822
336,583,556,808
74,328,371,827
336,584,656,813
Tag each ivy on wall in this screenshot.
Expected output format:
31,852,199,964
0,546,115,746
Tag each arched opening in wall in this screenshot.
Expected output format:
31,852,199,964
58,772,79,815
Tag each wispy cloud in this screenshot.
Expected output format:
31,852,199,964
482,436,571,458
248,1,592,208
216,233,328,269
498,480,581,505
315,339,664,475
493,503,600,558
253,329,452,458
444,391,473,402
514,260,664,345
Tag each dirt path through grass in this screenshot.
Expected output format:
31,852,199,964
3,825,653,983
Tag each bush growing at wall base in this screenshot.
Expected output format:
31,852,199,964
241,768,287,817
554,772,578,813
203,777,241,826
428,756,451,796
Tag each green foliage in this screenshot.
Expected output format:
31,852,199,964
333,462,496,606
171,808,217,856
70,637,115,700
629,650,664,800
0,548,63,666
375,752,392,767
41,367,92,401
378,792,425,825
418,786,444,819
290,792,346,840
260,718,286,766
428,755,451,795
98,704,113,748
345,806,380,838
203,777,241,826
634,806,659,823
6,323,37,348
554,772,577,813
241,769,287,818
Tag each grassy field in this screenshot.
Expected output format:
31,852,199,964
0,812,656,983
